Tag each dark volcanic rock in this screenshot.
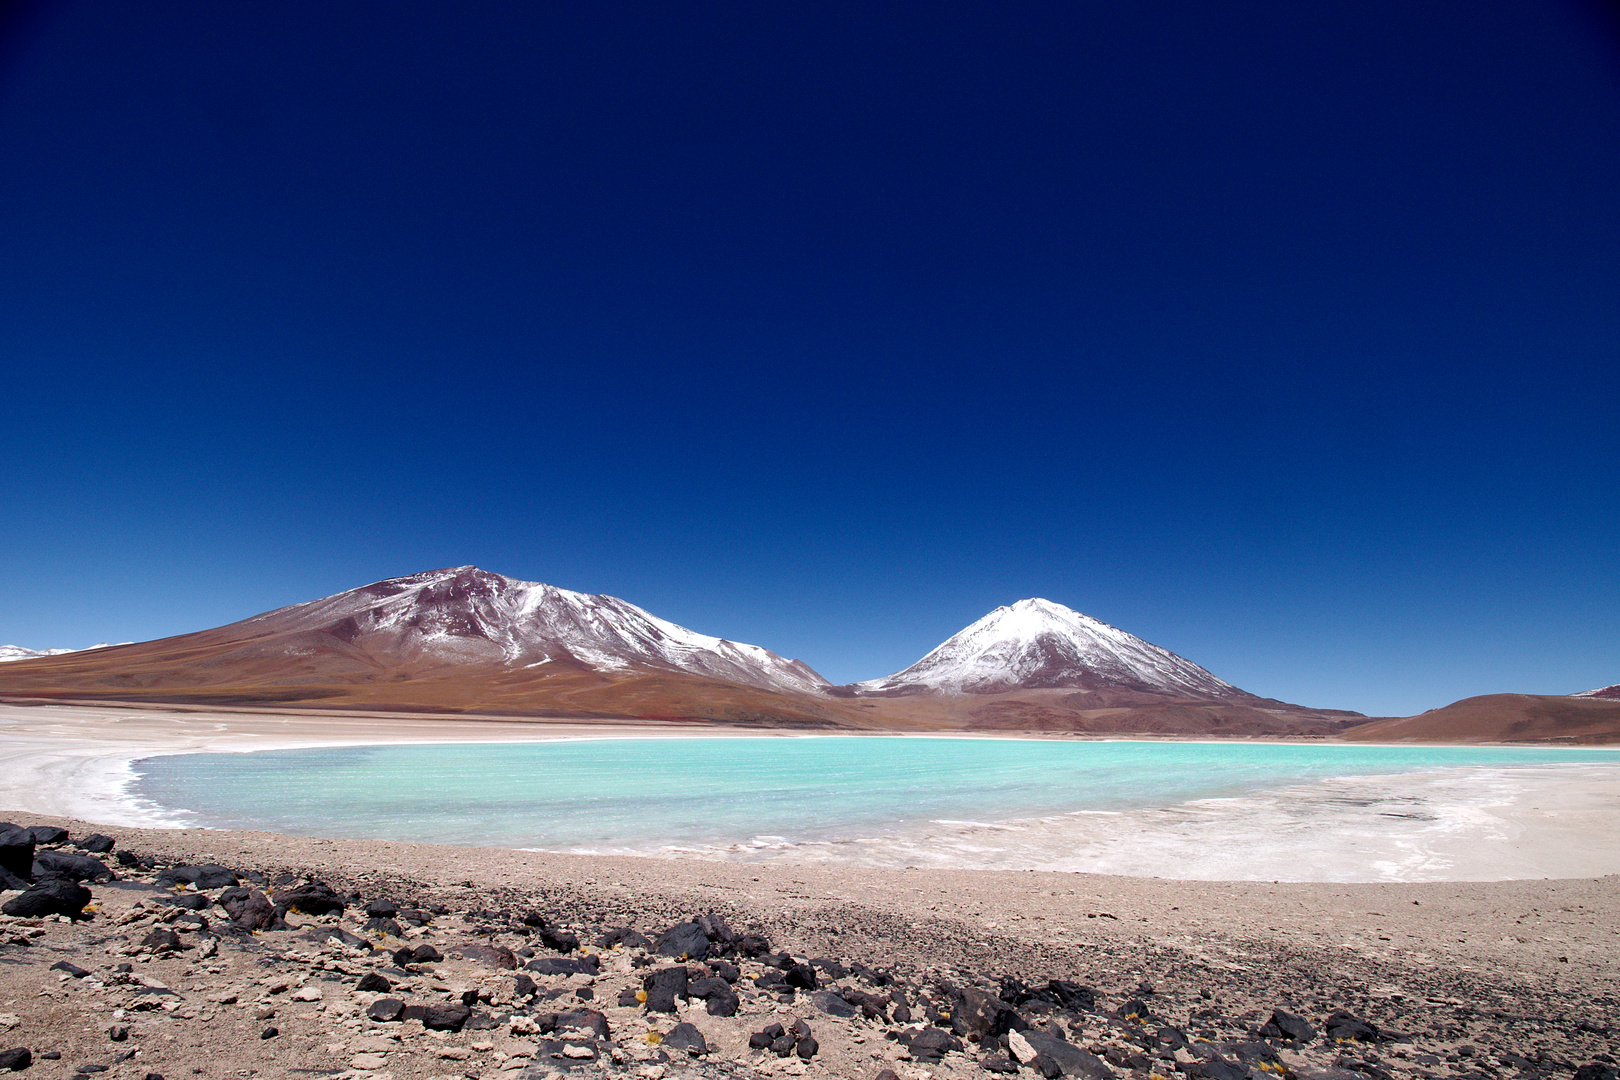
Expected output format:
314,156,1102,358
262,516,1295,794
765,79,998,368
959,986,1028,1039
810,989,859,1018
598,926,651,950
24,825,68,845
1192,1057,1248,1080
749,1023,785,1049
364,899,399,918
900,1027,963,1061
355,973,391,993
643,966,690,1012
401,1003,470,1031
544,1009,610,1040
366,999,404,1022
32,850,112,882
655,921,710,960
75,834,115,853
0,1047,29,1071
409,944,442,964
784,962,819,990
525,955,600,977
663,1022,709,1055
2,877,92,918
538,925,579,953
1261,1009,1319,1042
273,881,345,916
1014,1028,1112,1079
1323,1011,1381,1042
364,916,403,936
217,888,280,931
455,944,517,969
141,928,187,953
155,864,237,890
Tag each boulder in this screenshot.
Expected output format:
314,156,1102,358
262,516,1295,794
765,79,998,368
273,881,345,916
366,998,405,1022
900,1027,963,1061
141,928,188,953
0,1048,29,1071
538,925,579,953
166,892,209,911
732,932,771,956
1046,980,1097,1011
0,826,36,880
809,990,858,1018
1009,1029,1113,1079
642,966,689,1012
525,955,599,977
455,944,517,969
1260,1009,1317,1042
364,898,399,918
1195,1058,1249,1080
749,1023,785,1049
1323,1011,1380,1042
75,834,116,854
696,911,735,944
663,1022,708,1054
1,877,91,918
400,1002,471,1030
544,1009,610,1040
655,921,709,960
784,962,818,990
598,926,651,950
355,972,391,993
410,944,442,963
24,825,68,845
959,986,1028,1039
689,977,740,1016
363,916,404,937
155,864,237,890
217,888,281,931
32,850,112,882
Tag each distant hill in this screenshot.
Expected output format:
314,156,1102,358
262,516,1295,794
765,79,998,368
1341,693,1620,744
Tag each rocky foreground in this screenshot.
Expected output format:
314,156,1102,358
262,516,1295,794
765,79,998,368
0,819,1614,1080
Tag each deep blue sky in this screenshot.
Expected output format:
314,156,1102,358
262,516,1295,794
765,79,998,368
2,1,1617,716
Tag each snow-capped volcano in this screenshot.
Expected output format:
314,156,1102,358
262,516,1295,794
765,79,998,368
850,598,1243,697
0,643,120,663
240,566,831,695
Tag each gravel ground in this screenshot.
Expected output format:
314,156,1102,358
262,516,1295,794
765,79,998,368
0,813,1614,1080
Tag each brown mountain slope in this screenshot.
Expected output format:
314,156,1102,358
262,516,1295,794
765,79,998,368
0,636,874,725
1340,693,1620,744
0,567,1363,734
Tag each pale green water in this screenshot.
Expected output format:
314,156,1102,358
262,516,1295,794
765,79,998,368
128,737,1620,879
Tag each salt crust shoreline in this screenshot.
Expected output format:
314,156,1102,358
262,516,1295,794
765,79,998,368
1,703,1617,884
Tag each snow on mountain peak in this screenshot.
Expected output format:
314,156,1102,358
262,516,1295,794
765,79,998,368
851,597,1241,697
245,566,831,696
1573,684,1620,700
0,642,122,663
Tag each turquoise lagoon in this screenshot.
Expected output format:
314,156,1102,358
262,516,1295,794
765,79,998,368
128,737,1620,881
